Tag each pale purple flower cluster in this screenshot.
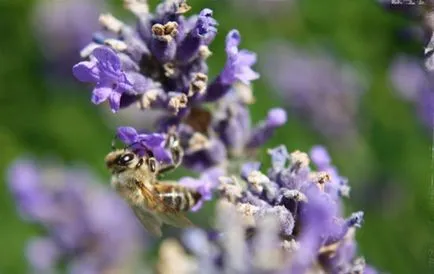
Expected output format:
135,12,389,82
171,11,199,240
32,0,104,79
155,145,376,274
389,55,434,128
260,42,366,140
7,158,146,274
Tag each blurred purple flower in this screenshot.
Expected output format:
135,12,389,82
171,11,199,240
32,0,104,79
389,55,434,129
7,157,146,274
261,42,367,140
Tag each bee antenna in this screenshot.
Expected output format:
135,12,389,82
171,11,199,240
125,141,139,150
111,134,119,151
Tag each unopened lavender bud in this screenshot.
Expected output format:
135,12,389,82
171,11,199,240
79,43,100,59
138,89,160,109
151,22,178,62
187,132,209,153
309,171,331,191
198,45,212,59
168,92,188,114
247,170,269,194
176,9,217,62
188,73,208,96
123,0,149,17
176,1,192,14
99,13,123,33
279,189,308,203
152,22,178,42
236,203,260,227
104,39,128,51
289,150,310,173
281,239,300,252
247,108,287,148
234,82,255,105
218,176,243,203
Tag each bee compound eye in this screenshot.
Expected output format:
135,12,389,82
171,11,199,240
117,153,135,165
146,157,157,173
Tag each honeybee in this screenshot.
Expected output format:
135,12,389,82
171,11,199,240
105,132,201,237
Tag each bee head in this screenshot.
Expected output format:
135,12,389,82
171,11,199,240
105,149,142,173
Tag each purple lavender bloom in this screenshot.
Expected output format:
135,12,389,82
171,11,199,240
7,157,146,274
204,31,260,102
221,30,260,85
73,46,137,112
261,42,366,141
246,107,287,148
117,126,171,162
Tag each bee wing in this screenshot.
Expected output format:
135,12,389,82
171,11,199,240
132,205,163,237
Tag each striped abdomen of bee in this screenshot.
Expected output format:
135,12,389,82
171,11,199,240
153,183,202,212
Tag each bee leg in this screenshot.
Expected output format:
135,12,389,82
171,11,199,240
158,131,184,175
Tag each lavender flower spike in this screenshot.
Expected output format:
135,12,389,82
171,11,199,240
247,107,287,148
73,46,135,112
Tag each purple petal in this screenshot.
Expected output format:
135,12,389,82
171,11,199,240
117,127,139,144
179,177,199,188
26,237,59,271
108,92,122,113
196,8,218,44
309,145,331,169
226,29,241,54
241,162,261,180
91,85,112,105
92,46,121,72
138,133,165,147
221,30,259,85
267,145,289,170
238,49,257,66
125,71,153,94
267,108,287,127
72,61,99,83
151,146,171,163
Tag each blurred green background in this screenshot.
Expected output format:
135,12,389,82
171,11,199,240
0,0,432,273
